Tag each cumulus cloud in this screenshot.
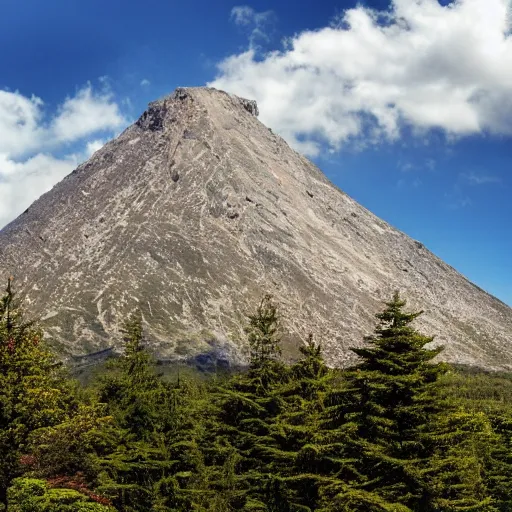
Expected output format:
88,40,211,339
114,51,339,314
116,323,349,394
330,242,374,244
0,84,125,158
0,91,45,157
211,0,512,156
0,153,78,228
0,84,127,228
51,85,125,143
140,78,151,87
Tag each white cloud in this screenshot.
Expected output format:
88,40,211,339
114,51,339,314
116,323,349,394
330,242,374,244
211,0,512,156
0,84,125,159
85,139,107,158
230,5,275,46
0,153,78,228
460,171,502,185
0,83,127,229
51,85,125,143
231,6,255,26
0,91,45,157
140,79,151,87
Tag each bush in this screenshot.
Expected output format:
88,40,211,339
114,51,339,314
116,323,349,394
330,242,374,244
7,478,115,511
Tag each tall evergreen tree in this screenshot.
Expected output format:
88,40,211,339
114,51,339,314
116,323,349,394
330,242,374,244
481,407,512,511
319,292,490,511
246,294,282,367
267,335,333,511
95,312,212,511
0,279,77,506
213,294,289,510
435,371,512,511
94,312,174,511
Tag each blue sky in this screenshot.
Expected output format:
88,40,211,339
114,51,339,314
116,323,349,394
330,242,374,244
0,0,511,306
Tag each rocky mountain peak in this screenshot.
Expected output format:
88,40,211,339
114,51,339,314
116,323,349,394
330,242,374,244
135,87,259,133
0,86,511,371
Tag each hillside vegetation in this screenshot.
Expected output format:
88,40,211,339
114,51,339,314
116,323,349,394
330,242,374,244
1,280,511,511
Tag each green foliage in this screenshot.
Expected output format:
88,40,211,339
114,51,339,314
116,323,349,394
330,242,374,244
2,286,512,512
7,478,114,511
246,294,282,368
25,403,115,481
208,297,291,510
0,279,78,505
92,312,178,511
319,292,490,511
98,311,162,436
266,335,333,511
436,370,512,511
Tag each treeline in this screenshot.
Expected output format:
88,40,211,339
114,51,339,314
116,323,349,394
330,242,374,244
1,282,512,511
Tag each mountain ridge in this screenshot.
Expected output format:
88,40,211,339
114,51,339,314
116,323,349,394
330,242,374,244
0,87,511,369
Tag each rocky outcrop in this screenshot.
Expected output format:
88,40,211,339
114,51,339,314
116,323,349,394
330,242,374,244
236,97,259,117
0,87,511,369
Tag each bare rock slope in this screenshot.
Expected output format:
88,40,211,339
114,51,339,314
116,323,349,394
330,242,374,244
0,87,511,369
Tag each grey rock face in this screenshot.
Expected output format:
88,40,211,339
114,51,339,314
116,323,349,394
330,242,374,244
0,87,511,369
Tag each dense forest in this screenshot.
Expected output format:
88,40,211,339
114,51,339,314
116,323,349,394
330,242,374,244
1,279,512,512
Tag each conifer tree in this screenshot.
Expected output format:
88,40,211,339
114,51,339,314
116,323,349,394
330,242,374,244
437,371,512,510
98,311,160,436
213,294,289,510
0,279,77,506
94,311,174,511
267,335,333,511
421,407,494,511
246,294,282,367
95,312,214,512
319,292,490,511
482,407,512,511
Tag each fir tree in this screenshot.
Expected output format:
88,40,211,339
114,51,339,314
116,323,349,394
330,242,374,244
213,294,289,510
0,279,77,506
95,312,214,511
267,335,333,511
98,311,160,437
438,371,512,511
483,407,512,511
94,311,173,511
319,292,489,511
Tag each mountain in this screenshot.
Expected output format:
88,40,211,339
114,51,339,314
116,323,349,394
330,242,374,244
0,87,510,369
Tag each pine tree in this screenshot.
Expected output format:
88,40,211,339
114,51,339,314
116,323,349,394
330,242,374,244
95,312,216,511
436,370,512,511
246,294,282,367
98,311,160,437
0,278,77,506
212,294,289,510
482,407,512,511
94,311,174,511
421,407,494,511
267,335,333,511
318,292,491,511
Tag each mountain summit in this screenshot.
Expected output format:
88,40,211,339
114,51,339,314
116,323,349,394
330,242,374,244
0,87,510,369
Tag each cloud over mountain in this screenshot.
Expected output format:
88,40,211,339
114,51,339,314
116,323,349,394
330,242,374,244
210,0,512,156
0,84,127,228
